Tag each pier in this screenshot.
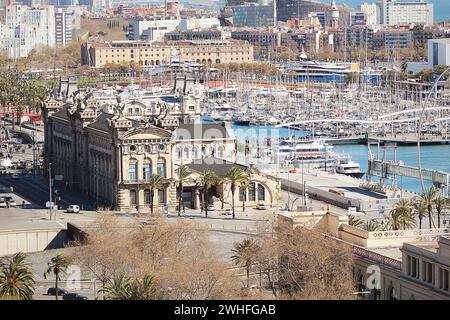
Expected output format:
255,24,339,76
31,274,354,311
323,134,450,146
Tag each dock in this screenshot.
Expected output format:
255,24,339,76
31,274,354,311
322,134,450,146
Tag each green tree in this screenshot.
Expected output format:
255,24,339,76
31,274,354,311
102,274,158,300
175,165,192,217
43,253,70,301
240,180,250,212
231,239,260,288
364,220,382,232
142,174,169,215
389,199,416,230
412,198,427,229
435,194,449,229
348,215,364,228
0,252,35,300
416,187,440,229
196,170,219,218
225,166,248,219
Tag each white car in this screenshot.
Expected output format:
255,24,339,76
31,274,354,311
66,205,80,213
0,201,7,208
206,204,216,211
256,203,268,210
221,208,233,216
11,173,19,179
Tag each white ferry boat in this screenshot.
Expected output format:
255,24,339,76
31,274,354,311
276,139,335,164
335,154,365,178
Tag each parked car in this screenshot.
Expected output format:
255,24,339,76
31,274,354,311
206,204,216,211
0,200,7,208
11,173,19,179
221,208,233,216
256,203,267,210
47,287,68,296
62,293,88,300
66,205,80,213
53,189,63,196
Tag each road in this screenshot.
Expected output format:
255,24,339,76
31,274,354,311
0,173,95,211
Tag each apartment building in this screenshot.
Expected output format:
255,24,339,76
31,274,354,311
383,29,413,50
0,4,55,59
128,17,220,42
82,39,254,68
55,7,73,47
230,2,275,28
381,0,433,26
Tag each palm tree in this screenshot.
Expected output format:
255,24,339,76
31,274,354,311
196,170,219,218
175,165,191,217
102,274,158,300
240,180,250,212
348,215,364,228
127,274,158,300
389,199,416,230
435,194,449,229
365,220,382,232
231,239,260,288
416,187,440,228
101,274,130,300
0,252,35,300
143,174,168,215
225,166,249,219
411,198,427,229
44,253,70,300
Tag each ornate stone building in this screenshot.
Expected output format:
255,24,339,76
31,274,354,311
41,78,281,213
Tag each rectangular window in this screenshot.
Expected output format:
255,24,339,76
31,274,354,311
248,183,256,202
440,268,449,291
143,163,151,180
158,189,166,204
157,162,166,178
129,163,137,181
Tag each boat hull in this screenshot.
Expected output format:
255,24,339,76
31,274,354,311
338,172,365,179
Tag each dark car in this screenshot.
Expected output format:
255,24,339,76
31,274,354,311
47,287,68,296
63,293,88,300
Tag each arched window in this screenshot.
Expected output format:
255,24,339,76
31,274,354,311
144,145,150,153
217,146,224,158
248,182,256,201
209,146,215,157
130,190,137,205
128,161,138,181
157,158,166,178
174,147,181,160
192,147,199,159
357,274,366,297
215,59,220,64
143,161,152,180
388,286,397,300
183,147,190,160
144,189,151,205
258,184,265,201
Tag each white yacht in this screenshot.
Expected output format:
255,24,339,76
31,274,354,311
335,154,365,178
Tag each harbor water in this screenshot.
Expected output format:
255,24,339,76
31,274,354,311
213,120,450,193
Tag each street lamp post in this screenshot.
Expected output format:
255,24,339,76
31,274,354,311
49,162,53,220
